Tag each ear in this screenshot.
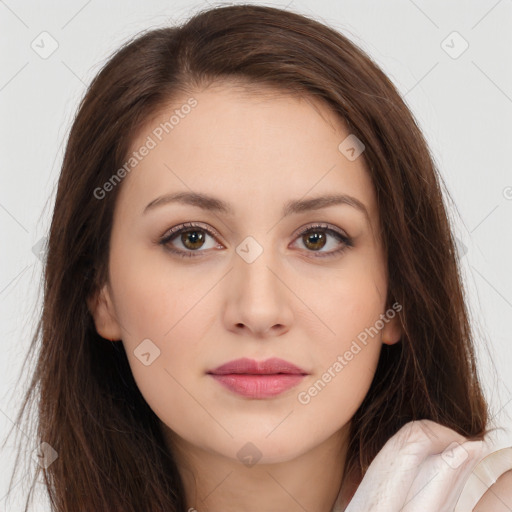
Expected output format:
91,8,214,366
381,311,402,346
86,283,123,341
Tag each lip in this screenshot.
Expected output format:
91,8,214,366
207,357,308,399
208,357,308,375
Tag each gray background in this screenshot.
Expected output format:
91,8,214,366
1,0,511,509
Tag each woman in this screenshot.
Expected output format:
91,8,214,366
4,4,511,511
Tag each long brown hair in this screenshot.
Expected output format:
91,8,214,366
3,4,491,511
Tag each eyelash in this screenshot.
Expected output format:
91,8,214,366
158,222,353,259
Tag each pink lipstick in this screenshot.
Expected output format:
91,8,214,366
207,357,308,399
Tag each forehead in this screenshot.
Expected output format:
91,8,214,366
117,81,378,228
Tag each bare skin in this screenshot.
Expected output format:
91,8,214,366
473,470,512,511
87,81,405,511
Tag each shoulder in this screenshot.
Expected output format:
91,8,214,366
472,469,512,511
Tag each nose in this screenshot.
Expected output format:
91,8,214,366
222,242,294,338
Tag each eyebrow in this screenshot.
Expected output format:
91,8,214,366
143,191,370,222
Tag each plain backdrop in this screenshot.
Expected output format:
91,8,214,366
1,0,511,509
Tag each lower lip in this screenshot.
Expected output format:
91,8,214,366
209,373,306,398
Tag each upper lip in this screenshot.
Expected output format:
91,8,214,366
207,357,308,375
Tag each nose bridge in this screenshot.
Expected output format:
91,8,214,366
225,232,294,334
234,233,281,300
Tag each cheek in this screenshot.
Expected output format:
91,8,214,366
309,261,387,347
301,266,386,407
297,306,383,427
109,243,204,344
109,248,215,394
114,270,207,430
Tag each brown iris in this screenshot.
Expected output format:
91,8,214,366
181,230,206,250
302,231,326,251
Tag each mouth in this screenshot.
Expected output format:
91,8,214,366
207,357,309,398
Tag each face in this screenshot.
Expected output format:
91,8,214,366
88,82,401,466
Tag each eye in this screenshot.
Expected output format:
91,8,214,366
291,223,353,258
159,222,221,258
159,222,353,259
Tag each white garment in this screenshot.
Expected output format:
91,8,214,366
328,420,511,512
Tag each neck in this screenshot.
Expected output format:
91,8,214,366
163,424,351,512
